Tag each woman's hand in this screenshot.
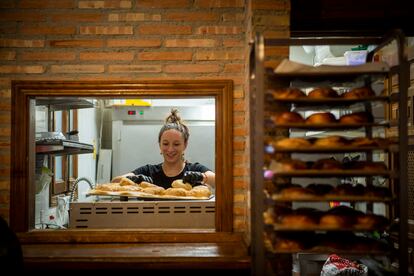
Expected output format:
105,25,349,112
126,174,153,184
183,171,204,186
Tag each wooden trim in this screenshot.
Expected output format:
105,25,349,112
11,80,234,241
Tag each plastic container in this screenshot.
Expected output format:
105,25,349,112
344,50,368,65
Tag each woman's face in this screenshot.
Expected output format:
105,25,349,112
159,129,187,164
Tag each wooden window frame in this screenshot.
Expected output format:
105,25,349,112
11,80,234,243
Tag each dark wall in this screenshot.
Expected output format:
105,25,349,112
291,0,414,36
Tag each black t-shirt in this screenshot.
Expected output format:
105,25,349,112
131,162,210,189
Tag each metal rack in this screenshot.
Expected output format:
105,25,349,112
249,30,409,275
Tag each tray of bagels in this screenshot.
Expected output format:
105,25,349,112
87,177,213,200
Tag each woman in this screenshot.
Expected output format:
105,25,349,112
111,108,215,189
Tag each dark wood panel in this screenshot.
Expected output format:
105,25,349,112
22,241,251,271
291,0,414,36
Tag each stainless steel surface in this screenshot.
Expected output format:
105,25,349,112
69,198,215,229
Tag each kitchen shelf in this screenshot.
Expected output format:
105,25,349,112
36,97,94,111
36,139,93,156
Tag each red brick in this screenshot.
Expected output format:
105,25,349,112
50,65,105,74
0,142,10,150
0,191,10,204
233,127,247,136
0,39,44,48
0,114,10,124
233,179,247,189
224,63,244,73
0,180,8,190
254,14,290,26
0,127,11,136
108,13,161,22
0,51,16,60
0,155,9,165
78,0,131,9
80,26,133,35
0,23,17,34
50,40,104,48
80,52,134,61
20,25,76,35
0,65,44,74
233,99,246,111
138,52,192,61
233,152,246,164
107,39,161,47
222,13,244,22
233,218,246,231
165,39,217,48
223,39,244,47
195,0,244,8
0,89,11,98
0,12,46,21
196,26,242,35
252,0,290,10
164,64,220,73
18,0,74,8
233,114,245,125
233,87,244,98
137,0,190,8
195,50,244,61
233,167,247,177
233,140,245,151
137,24,191,35
108,65,162,73
234,206,245,216
50,13,104,22
164,12,218,21
21,52,76,61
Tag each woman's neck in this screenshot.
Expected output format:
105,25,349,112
162,161,185,177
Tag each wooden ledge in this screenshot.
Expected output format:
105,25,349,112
22,242,251,271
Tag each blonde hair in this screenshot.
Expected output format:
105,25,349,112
158,108,189,143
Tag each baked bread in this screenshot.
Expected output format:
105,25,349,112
319,206,357,229
342,86,376,99
339,112,374,124
95,183,122,192
274,137,312,149
171,179,192,191
313,136,349,148
187,185,212,198
350,137,378,147
306,112,337,124
328,183,364,196
138,181,158,188
355,214,388,229
164,187,188,197
119,177,136,186
308,87,339,98
271,159,308,172
278,186,316,199
270,87,306,99
280,214,319,228
311,158,342,170
142,186,165,195
274,238,305,251
271,111,305,124
364,186,391,197
345,161,387,171
306,183,334,196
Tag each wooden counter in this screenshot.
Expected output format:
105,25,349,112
22,241,251,272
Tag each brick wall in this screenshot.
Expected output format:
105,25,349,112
0,0,290,234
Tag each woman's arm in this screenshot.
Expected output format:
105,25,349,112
111,172,134,183
202,170,215,188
